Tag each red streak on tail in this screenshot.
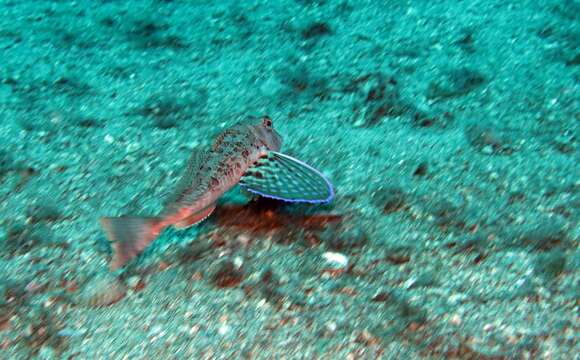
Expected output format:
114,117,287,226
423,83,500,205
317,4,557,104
100,216,163,270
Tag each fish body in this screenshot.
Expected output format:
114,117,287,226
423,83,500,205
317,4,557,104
159,116,283,226
101,116,333,270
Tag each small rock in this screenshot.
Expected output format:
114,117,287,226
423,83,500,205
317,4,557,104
218,324,230,336
534,249,567,280
325,321,337,333
301,21,332,39
420,195,467,230
26,199,62,223
126,276,140,289
552,132,576,154
208,260,244,288
0,150,16,174
483,323,495,332
385,246,412,265
2,222,52,256
56,328,85,338
372,185,407,214
464,123,513,155
426,67,486,100
354,73,409,127
448,232,488,253
37,345,57,360
320,223,367,252
404,272,436,289
507,217,567,250
450,314,462,325
447,293,469,306
412,162,428,177
104,134,115,144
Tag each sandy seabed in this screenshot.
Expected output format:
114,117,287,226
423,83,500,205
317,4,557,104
0,0,578,359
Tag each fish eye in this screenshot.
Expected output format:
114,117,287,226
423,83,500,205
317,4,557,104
262,116,273,129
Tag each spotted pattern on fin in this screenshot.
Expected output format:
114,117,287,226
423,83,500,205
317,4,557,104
240,151,334,203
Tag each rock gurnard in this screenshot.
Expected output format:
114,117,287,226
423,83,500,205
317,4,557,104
100,116,334,270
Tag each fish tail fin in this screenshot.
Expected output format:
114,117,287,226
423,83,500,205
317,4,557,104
99,216,163,271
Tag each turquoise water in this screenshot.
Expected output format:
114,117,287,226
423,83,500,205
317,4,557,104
0,0,578,358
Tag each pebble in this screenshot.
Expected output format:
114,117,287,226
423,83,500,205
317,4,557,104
322,252,349,269
218,324,230,336
126,276,140,289
37,346,57,360
149,325,164,337
325,321,338,333
104,134,115,144
58,327,87,338
447,293,469,306
450,314,462,325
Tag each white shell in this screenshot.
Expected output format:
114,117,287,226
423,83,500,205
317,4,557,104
322,252,349,269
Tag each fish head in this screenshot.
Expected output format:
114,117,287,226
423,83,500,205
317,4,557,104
252,116,282,151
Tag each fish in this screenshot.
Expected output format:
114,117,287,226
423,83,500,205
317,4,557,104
100,116,334,270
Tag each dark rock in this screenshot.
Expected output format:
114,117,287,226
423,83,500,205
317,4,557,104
565,52,580,67
504,217,567,250
136,90,207,129
552,132,576,154
252,268,285,305
2,223,52,256
276,63,329,100
464,123,514,154
0,150,15,174
447,232,488,253
453,29,476,53
534,249,566,280
357,74,409,126
410,110,454,128
23,307,67,356
385,246,412,265
371,292,390,302
208,260,244,288
413,162,428,177
52,76,93,98
17,114,56,132
26,200,62,223
320,223,368,252
372,185,407,214
507,192,526,205
389,290,426,323
422,196,466,229
71,117,104,129
178,238,214,263
295,0,327,6
126,19,188,50
426,68,486,100
301,22,332,39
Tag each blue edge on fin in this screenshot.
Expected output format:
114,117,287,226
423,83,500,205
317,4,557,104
240,152,335,204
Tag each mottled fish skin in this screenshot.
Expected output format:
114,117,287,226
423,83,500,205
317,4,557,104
100,116,282,270
160,116,282,223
